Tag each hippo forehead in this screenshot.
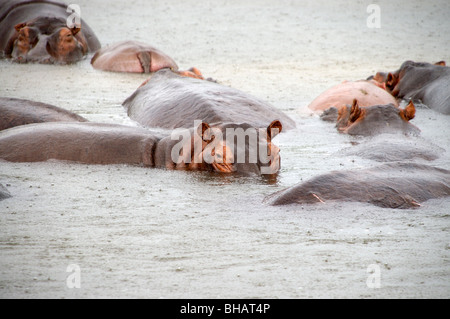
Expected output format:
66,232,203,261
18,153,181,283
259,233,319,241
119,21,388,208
361,104,400,121
26,17,68,34
400,60,435,70
209,122,274,143
346,104,418,136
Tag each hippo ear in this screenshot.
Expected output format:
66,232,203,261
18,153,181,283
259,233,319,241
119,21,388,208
434,61,446,66
14,23,27,32
267,120,282,140
386,73,396,87
70,26,81,36
188,67,203,77
349,99,362,123
400,101,416,121
197,122,213,142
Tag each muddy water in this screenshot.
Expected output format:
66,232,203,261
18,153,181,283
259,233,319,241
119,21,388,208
1,0,449,298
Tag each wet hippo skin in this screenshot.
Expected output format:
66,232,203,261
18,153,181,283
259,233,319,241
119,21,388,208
264,163,450,209
332,99,419,136
123,69,296,131
0,183,12,201
308,80,398,114
0,97,87,131
0,121,283,175
372,61,450,115
91,41,179,73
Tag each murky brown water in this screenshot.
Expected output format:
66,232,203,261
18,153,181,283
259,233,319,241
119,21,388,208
0,0,449,298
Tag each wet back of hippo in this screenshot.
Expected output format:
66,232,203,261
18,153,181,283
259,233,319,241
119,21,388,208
265,163,450,209
0,0,100,62
0,122,160,165
123,69,296,130
0,97,87,130
0,183,12,201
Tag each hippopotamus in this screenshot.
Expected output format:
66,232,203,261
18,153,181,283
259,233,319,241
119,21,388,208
307,80,398,116
371,61,450,114
0,120,283,175
91,41,205,79
123,69,296,131
91,41,178,74
0,0,100,63
331,99,419,136
264,163,450,209
0,97,87,131
339,136,444,162
0,183,12,201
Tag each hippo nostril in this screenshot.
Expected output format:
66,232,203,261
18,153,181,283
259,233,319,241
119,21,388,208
14,55,25,63
212,162,235,173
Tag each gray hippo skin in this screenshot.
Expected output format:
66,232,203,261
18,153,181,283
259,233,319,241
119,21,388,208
264,163,450,209
339,138,444,162
373,61,450,115
0,0,100,63
0,97,87,130
0,183,12,201
0,122,159,165
331,99,420,136
123,69,296,131
0,121,283,175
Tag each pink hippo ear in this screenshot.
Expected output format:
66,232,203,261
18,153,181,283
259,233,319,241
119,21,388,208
196,122,213,142
434,61,446,66
386,73,396,87
349,99,362,123
267,120,282,141
14,22,27,32
70,26,81,36
400,101,416,121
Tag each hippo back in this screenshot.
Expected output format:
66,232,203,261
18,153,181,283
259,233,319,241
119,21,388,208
123,69,296,131
265,163,450,209
0,97,87,131
0,122,160,165
308,80,398,113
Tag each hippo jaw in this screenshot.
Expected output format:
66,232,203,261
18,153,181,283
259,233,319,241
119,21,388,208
201,140,237,173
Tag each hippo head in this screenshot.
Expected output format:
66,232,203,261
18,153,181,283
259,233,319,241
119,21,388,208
336,99,419,136
165,120,283,175
370,61,447,96
9,17,88,64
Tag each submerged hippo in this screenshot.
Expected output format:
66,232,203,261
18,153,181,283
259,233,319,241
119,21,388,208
264,163,450,209
0,0,100,63
307,80,398,115
339,136,444,162
91,41,179,74
331,99,419,136
123,69,296,131
0,183,12,201
371,61,450,114
0,120,283,175
0,97,87,131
